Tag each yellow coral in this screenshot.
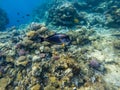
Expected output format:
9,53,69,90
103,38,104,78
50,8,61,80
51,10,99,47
31,84,41,90
0,77,11,90
16,71,22,81
16,56,29,66
74,18,79,23
44,85,56,90
6,56,14,63
26,31,36,37
49,76,56,83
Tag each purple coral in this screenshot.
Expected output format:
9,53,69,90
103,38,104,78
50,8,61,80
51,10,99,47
39,53,46,58
89,59,100,69
18,49,27,56
52,56,60,60
15,43,24,49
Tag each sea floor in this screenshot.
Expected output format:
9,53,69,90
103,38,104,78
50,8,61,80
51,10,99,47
0,24,120,90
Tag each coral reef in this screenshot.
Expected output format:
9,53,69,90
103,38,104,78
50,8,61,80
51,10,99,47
91,0,120,27
104,1,120,27
0,23,113,90
0,0,120,90
46,2,86,27
0,77,12,90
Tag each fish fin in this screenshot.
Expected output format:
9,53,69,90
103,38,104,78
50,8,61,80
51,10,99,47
38,35,45,42
41,37,45,42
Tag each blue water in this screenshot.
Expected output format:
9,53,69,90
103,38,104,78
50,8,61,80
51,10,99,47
0,0,46,27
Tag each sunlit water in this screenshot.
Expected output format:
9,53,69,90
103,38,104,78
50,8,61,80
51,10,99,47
0,0,47,27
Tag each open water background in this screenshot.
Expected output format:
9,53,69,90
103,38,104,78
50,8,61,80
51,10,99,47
0,0,47,27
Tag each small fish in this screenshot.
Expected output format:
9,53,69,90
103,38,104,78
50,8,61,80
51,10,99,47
41,33,70,45
17,12,20,15
26,14,30,16
21,16,25,18
16,20,20,22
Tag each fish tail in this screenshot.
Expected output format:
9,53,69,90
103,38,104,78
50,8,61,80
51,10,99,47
41,37,45,42
38,35,45,42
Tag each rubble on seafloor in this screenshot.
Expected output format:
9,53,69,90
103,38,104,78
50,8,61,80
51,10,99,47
0,23,120,90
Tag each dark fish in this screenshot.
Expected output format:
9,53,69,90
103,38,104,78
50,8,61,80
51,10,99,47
42,33,70,45
17,12,20,15
21,16,25,18
26,14,30,16
16,20,20,22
